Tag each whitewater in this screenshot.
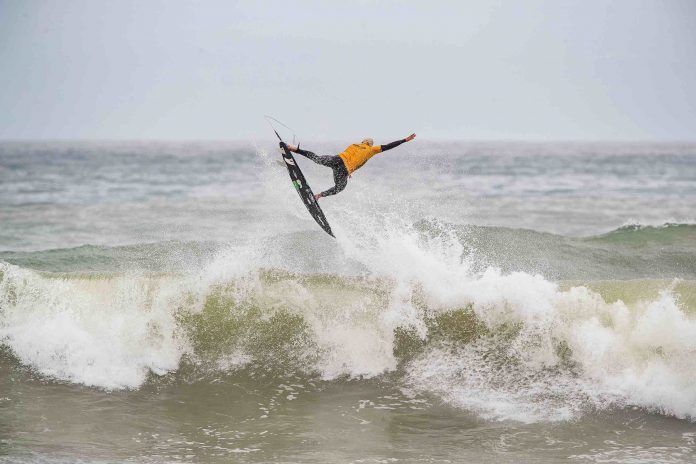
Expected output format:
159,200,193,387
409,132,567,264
1,140,696,463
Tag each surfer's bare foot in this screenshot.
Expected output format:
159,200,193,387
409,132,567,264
314,193,322,201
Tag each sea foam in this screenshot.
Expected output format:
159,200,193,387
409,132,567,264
1,218,695,423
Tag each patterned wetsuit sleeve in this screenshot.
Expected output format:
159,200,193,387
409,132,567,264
379,139,406,152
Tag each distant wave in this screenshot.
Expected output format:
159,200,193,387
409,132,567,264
418,221,696,280
595,221,696,237
2,222,695,279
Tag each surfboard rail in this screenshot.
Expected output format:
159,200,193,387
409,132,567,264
277,141,335,237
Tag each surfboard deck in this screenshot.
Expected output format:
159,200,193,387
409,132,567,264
278,142,335,237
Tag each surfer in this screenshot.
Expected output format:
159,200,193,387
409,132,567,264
284,133,416,201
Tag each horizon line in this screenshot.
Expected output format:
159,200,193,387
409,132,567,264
1,138,696,145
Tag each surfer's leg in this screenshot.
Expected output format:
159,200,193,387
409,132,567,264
319,164,348,197
295,149,336,167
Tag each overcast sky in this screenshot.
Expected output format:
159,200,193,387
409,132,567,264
1,0,694,141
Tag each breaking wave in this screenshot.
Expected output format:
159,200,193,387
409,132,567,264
1,221,696,423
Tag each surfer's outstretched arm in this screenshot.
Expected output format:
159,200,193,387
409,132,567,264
379,133,416,152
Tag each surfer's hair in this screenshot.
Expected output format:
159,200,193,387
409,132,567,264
361,138,374,146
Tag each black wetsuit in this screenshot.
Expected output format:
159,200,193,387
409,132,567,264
295,138,407,197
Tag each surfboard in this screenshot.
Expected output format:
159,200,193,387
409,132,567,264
277,140,335,237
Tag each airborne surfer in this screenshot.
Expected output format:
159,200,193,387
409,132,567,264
283,133,416,201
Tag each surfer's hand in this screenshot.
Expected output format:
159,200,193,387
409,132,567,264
286,144,298,152
405,133,416,142
314,193,322,201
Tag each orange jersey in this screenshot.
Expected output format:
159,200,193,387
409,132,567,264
338,143,383,174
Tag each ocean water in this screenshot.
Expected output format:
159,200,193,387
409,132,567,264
1,140,696,463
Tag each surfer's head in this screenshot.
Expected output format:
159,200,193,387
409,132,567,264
361,138,374,147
